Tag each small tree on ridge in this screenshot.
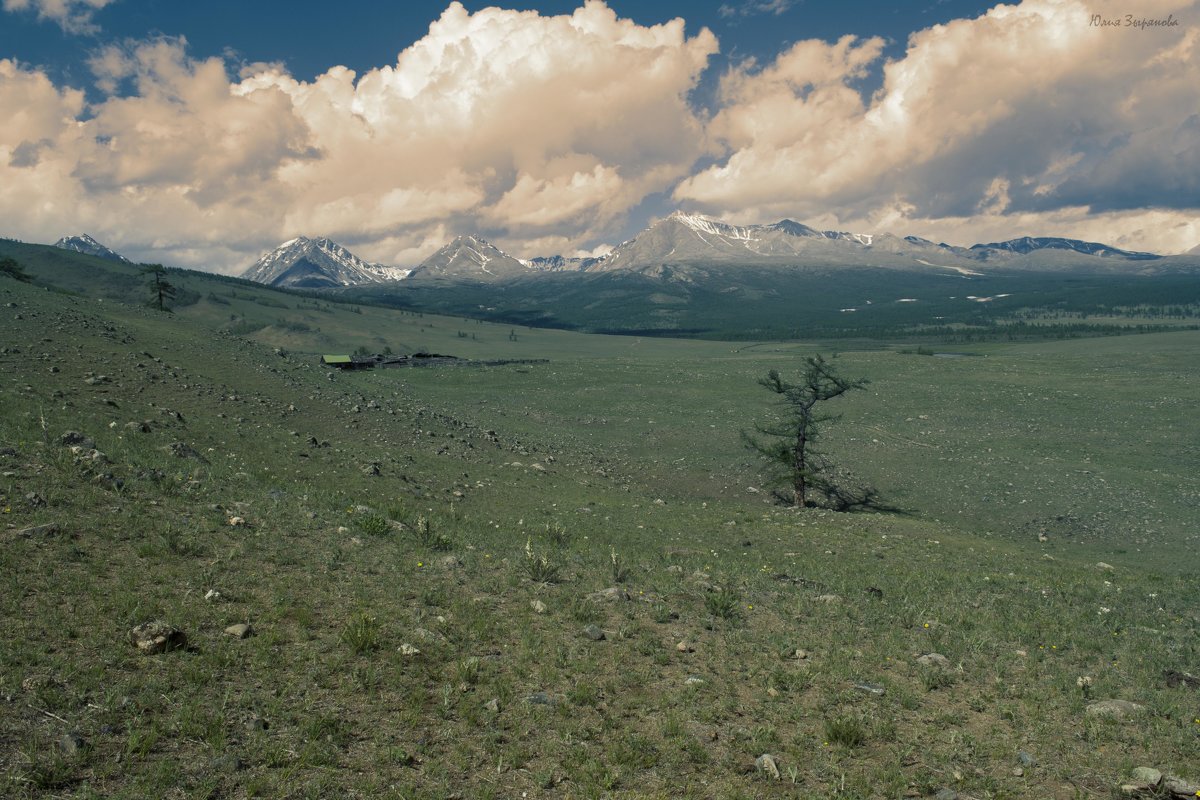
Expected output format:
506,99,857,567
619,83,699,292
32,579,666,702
144,264,176,312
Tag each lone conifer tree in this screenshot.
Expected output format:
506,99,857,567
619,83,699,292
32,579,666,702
144,264,176,311
745,354,879,510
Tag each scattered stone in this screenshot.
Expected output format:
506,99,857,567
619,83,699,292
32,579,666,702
204,589,222,602
665,564,683,574
852,681,886,696
224,623,253,639
228,516,247,527
530,600,547,614
917,653,950,668
1129,767,1163,788
245,715,268,732
815,594,843,604
524,692,557,706
582,624,606,641
755,753,781,780
1017,751,1036,768
25,491,45,507
1012,767,1024,777
210,754,243,774
58,732,85,756
934,789,959,800
676,641,695,653
685,676,705,686
438,555,463,569
1163,775,1200,797
164,441,207,462
1163,669,1200,689
129,621,187,654
1095,562,1116,572
1085,699,1145,719
398,643,420,656
362,463,380,476
59,431,95,449
16,523,61,538
586,587,630,603
483,698,500,713
794,649,809,660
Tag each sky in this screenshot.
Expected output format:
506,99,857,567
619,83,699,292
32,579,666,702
1,0,1198,273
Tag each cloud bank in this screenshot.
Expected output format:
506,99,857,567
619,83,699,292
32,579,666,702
0,0,1197,272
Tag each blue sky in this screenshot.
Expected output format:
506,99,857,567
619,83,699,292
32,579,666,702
1,0,1197,271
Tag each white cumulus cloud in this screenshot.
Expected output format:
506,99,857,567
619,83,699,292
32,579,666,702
676,0,1200,249
3,0,115,33
0,1,717,270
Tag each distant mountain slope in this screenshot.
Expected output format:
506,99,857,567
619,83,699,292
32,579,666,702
580,212,1175,276
406,235,531,281
241,237,409,288
970,236,1160,260
54,234,130,263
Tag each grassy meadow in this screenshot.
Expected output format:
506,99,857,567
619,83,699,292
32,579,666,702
1,245,1198,798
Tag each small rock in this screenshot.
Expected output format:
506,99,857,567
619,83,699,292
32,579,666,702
245,715,268,732
16,523,60,538
438,555,463,569
59,431,95,448
129,621,186,654
398,643,420,656
934,790,959,800
58,732,85,756
1085,699,1145,719
227,516,247,527
210,754,243,774
586,587,630,603
676,641,695,653
815,594,842,603
755,753,781,780
582,624,606,641
483,698,500,713
852,681,886,696
1095,562,1115,571
685,676,705,686
1012,767,1024,777
524,692,556,706
204,589,222,602
1129,767,1162,787
224,623,253,639
917,653,950,668
1017,751,1036,768
1164,776,1200,797
794,649,809,660
530,600,547,614
25,491,45,507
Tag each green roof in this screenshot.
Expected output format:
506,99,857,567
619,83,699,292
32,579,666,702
322,355,352,364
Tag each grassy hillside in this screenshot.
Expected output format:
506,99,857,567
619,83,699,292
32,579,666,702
1,249,1198,799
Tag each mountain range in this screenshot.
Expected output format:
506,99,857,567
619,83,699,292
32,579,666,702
240,211,1194,289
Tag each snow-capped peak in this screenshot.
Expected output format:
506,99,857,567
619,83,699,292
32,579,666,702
53,233,131,263
241,236,409,288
